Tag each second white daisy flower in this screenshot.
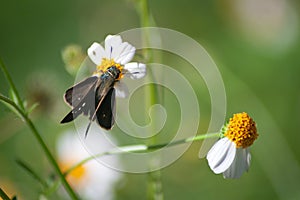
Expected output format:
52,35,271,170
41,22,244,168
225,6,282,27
207,112,258,179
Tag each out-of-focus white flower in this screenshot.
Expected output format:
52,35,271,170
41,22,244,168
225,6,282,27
88,35,147,97
57,127,122,200
207,112,258,179
224,0,298,52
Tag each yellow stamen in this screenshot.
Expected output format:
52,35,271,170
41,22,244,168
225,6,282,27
224,112,258,148
60,161,86,184
93,58,124,80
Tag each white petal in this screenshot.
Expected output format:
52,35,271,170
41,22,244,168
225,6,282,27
206,137,236,174
87,42,105,65
114,82,129,98
223,148,251,179
112,42,129,62
105,35,122,59
117,44,136,65
124,62,147,79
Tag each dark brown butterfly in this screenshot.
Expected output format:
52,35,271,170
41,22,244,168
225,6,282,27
60,66,121,136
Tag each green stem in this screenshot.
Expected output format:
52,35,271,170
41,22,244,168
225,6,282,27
1,58,78,198
138,0,152,59
138,0,163,198
0,96,79,198
138,0,158,114
0,188,11,200
65,133,220,177
140,0,151,27
64,145,147,176
0,57,25,111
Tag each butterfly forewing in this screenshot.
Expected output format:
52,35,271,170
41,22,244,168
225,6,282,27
64,76,98,107
61,77,98,123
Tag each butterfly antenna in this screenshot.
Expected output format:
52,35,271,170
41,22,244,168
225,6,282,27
85,121,92,138
85,94,105,138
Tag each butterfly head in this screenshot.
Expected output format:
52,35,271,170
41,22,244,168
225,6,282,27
93,58,124,80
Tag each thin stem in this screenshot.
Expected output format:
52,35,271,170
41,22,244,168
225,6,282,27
138,0,152,60
0,58,78,198
0,57,25,111
137,0,162,198
64,145,148,176
0,95,79,199
138,0,158,116
140,0,151,27
65,132,220,177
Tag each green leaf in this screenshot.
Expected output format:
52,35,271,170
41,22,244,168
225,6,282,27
42,179,61,197
9,88,20,108
9,88,28,113
26,102,39,115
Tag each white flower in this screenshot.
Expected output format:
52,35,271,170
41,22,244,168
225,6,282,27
87,35,146,97
57,128,122,200
206,112,258,179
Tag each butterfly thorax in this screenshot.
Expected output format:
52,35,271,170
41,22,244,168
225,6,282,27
94,58,124,80
101,66,121,81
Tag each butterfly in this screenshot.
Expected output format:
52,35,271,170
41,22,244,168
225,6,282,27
60,66,121,136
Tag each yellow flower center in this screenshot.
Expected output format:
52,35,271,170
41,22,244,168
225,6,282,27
224,112,258,148
93,58,124,80
60,161,86,184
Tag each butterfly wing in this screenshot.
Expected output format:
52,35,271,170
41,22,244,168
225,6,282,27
61,77,98,123
64,76,98,108
61,67,118,131
95,87,116,129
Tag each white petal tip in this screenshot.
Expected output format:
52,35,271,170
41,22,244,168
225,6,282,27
222,148,251,179
88,42,101,54
105,35,122,42
206,138,236,174
124,62,147,79
87,42,105,65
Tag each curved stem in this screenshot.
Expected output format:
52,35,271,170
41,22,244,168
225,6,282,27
0,96,79,198
65,133,220,177
1,58,78,198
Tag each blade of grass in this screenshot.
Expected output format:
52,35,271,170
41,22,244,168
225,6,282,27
16,159,48,188
0,58,25,111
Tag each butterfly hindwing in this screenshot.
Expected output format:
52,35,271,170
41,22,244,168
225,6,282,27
95,87,116,129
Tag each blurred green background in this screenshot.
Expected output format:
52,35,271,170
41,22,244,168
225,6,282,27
1,0,300,199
